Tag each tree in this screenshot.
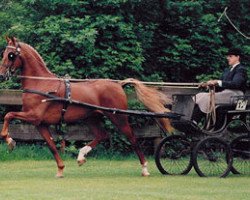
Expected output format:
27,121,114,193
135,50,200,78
0,0,249,86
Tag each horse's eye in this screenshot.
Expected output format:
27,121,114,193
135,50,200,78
8,52,16,61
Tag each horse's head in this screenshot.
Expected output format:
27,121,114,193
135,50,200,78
0,37,23,81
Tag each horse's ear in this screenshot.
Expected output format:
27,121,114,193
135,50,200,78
5,36,17,46
5,36,11,44
10,37,18,46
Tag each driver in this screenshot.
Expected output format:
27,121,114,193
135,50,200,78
192,48,248,126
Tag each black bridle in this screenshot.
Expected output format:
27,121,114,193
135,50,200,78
0,44,21,80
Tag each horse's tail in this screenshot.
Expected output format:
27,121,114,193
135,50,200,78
120,78,174,133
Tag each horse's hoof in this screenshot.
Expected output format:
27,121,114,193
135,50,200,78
77,159,86,166
8,139,16,152
55,168,64,178
56,174,64,178
141,172,150,177
56,170,64,178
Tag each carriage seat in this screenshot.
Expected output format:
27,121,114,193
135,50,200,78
170,94,250,133
215,95,250,115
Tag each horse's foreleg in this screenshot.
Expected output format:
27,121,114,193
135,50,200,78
1,112,17,149
1,111,41,151
37,125,65,178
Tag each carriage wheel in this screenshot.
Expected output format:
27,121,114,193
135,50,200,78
230,135,250,175
155,135,192,175
192,137,232,177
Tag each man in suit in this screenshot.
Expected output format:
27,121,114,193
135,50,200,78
192,48,248,127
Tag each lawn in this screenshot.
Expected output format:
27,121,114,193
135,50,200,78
0,157,249,200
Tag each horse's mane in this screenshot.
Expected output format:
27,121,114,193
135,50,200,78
19,42,54,75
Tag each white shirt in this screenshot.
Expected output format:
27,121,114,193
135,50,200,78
230,62,240,71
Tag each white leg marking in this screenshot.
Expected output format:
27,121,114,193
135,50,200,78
7,137,16,151
7,137,13,145
141,162,150,176
77,146,92,161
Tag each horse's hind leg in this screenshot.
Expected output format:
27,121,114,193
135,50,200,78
108,114,150,176
77,117,109,165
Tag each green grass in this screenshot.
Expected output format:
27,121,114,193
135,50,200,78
0,143,249,200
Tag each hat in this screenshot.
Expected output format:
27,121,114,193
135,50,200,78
226,48,242,56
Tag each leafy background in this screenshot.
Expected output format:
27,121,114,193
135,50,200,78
0,0,249,153
0,0,249,87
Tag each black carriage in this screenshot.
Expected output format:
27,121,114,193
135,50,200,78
155,93,250,177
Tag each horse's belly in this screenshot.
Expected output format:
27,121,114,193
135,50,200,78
42,108,62,124
41,105,86,124
60,105,95,123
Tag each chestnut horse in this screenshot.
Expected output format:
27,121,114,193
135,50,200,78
0,37,173,177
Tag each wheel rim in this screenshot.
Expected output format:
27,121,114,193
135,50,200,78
155,135,192,175
231,135,250,175
193,137,232,177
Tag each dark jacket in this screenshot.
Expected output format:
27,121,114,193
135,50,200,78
220,64,248,93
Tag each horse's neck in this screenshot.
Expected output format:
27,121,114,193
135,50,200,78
22,60,54,77
20,43,54,76
21,46,56,89
21,67,56,90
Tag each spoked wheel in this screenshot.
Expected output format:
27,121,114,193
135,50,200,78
155,135,192,175
192,137,232,177
231,135,250,175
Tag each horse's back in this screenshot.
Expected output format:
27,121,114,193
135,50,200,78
71,80,128,109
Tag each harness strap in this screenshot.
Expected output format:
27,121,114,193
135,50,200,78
23,80,71,123
55,80,71,152
23,89,57,98
61,79,71,123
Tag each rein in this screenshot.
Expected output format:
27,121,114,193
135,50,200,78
205,86,216,130
17,75,200,88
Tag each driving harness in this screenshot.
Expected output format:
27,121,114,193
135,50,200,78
23,79,71,135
